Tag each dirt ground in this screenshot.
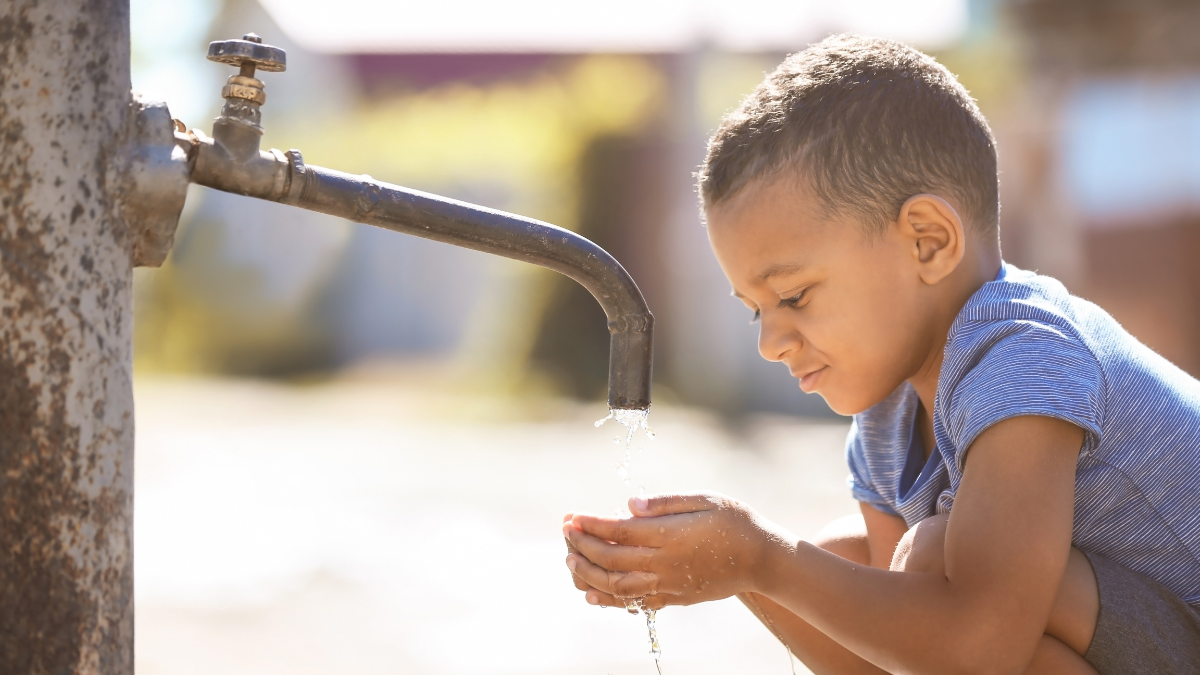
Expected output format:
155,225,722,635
133,374,855,675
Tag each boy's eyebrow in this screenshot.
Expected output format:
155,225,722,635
758,263,807,281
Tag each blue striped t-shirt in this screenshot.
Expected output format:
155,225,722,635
846,263,1200,607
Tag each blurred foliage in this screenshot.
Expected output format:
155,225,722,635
272,55,665,225
932,30,1025,122
133,202,338,375
696,53,781,133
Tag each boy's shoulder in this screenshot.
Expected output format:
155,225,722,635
935,265,1113,456
951,264,1092,343
937,263,1200,457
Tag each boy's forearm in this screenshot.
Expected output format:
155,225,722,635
753,537,1029,675
739,591,889,675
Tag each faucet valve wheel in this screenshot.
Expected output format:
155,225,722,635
207,33,286,78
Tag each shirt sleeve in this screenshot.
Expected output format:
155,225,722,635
942,320,1105,469
845,418,901,516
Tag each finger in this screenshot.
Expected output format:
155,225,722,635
639,594,672,611
566,553,604,592
583,588,624,608
566,553,593,591
588,590,681,611
573,573,591,592
567,550,672,601
563,515,581,556
571,513,668,547
610,570,663,599
565,523,656,572
567,550,624,594
630,492,730,517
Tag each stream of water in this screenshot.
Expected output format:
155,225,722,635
595,408,661,674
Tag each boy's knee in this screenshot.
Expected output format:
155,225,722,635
813,513,871,566
890,514,949,574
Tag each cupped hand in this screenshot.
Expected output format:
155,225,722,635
562,492,782,610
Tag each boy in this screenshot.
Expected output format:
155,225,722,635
562,35,1200,674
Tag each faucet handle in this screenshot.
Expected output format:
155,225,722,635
207,33,287,78
206,33,286,148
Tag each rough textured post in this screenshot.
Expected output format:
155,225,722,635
0,1,136,672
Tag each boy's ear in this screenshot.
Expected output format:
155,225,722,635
896,194,965,285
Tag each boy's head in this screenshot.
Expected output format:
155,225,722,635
701,35,1001,415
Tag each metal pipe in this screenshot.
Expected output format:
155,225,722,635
183,34,653,409
0,0,137,670
291,162,653,409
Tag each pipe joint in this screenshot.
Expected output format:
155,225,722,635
190,129,290,201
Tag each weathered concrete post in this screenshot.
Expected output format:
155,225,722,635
0,1,137,671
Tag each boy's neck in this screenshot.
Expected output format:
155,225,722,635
909,245,1003,453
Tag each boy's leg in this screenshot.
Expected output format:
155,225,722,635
893,514,1099,674
1025,636,1099,675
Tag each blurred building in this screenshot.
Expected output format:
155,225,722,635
999,0,1200,374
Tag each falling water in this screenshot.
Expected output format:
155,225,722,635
595,408,655,486
619,597,662,675
596,408,660,673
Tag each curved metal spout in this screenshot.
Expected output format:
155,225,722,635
184,136,653,409
181,33,652,409
289,158,653,409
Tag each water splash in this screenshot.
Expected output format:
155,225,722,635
595,407,655,444
622,597,662,675
596,408,654,485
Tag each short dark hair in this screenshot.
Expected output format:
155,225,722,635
698,34,999,235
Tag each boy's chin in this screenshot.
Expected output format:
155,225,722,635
812,389,877,417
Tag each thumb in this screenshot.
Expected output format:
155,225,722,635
629,492,726,517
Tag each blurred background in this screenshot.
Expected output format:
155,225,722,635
129,0,1200,673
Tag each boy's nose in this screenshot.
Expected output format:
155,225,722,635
757,311,801,363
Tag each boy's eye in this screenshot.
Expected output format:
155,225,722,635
777,288,809,310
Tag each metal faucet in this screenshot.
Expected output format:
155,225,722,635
174,34,653,409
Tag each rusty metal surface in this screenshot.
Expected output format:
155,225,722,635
0,0,136,671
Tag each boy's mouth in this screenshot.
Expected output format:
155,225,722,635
792,366,827,393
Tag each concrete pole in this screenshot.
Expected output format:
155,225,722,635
0,1,136,671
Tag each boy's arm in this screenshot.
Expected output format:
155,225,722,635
732,504,905,673
739,592,890,675
566,414,1083,675
756,415,1082,674
740,506,909,674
